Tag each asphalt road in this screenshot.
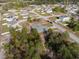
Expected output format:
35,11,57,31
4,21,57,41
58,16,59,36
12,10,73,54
53,22,79,43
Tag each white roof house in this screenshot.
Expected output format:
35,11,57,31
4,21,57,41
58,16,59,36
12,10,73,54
20,11,29,16
55,16,71,23
3,13,9,17
8,9,17,13
3,17,15,22
62,17,70,22
1,32,10,36
66,4,79,15
46,7,52,13
3,16,18,27
39,5,53,14
44,5,53,13
47,9,52,13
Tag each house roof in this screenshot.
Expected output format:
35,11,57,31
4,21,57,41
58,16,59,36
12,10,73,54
32,23,48,33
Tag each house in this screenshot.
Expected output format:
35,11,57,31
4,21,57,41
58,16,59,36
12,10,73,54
20,10,29,20
3,15,18,27
55,16,71,23
42,5,53,14
32,23,48,33
3,13,9,17
66,4,79,15
38,5,53,14
8,9,17,13
46,7,52,13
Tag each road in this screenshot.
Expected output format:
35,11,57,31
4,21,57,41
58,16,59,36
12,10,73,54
68,32,79,43
53,22,79,43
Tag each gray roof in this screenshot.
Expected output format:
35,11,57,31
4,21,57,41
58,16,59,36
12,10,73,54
32,23,48,33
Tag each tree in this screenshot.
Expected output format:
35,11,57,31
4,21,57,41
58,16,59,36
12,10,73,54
74,22,79,31
45,29,79,59
58,43,79,59
45,31,68,52
67,18,79,31
4,27,43,59
53,6,66,13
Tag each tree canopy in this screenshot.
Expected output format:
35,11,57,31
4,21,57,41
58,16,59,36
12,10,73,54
4,27,44,59
45,29,79,59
